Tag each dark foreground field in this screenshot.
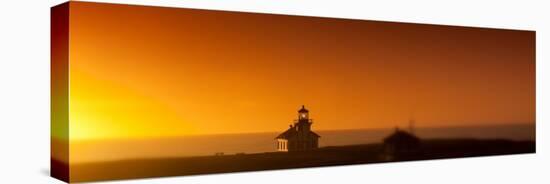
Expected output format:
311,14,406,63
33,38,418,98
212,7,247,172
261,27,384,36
61,139,535,182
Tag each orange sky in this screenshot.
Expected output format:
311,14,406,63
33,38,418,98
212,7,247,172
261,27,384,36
67,2,535,141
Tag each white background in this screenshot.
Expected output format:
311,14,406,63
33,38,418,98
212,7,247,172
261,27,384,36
0,0,548,183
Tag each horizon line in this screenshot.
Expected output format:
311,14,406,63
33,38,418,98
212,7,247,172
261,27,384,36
62,122,535,142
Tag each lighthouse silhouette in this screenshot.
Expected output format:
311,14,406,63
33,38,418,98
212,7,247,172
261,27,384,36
275,105,320,152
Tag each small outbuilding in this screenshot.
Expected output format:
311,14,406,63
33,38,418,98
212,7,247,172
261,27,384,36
383,127,421,160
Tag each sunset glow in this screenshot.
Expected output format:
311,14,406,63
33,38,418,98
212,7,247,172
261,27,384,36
61,2,534,141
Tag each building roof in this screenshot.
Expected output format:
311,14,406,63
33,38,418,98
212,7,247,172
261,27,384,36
383,129,420,144
298,105,309,113
275,126,321,139
276,127,297,139
309,131,321,138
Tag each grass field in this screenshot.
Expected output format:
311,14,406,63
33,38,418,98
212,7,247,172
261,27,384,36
56,138,535,182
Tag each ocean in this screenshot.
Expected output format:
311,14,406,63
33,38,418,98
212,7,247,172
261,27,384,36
70,124,535,163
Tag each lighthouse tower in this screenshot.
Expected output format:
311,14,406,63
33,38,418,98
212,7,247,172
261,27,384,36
275,105,320,152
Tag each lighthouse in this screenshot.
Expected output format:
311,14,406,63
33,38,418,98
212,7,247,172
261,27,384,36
275,105,320,152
